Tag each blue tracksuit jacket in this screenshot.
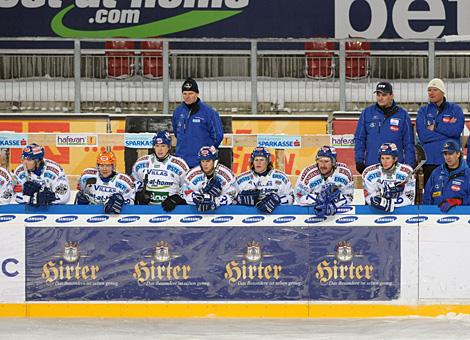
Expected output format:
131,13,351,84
354,102,415,167
172,99,224,168
423,159,470,206
416,100,464,165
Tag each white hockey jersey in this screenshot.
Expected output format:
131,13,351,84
131,154,189,204
182,164,237,206
77,168,136,205
13,159,71,204
236,169,294,205
294,162,354,206
362,162,415,208
0,167,13,205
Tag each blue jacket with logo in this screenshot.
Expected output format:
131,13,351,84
416,100,464,165
172,99,224,168
354,102,415,167
423,159,470,206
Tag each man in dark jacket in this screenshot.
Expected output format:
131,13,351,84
354,81,415,174
417,78,464,186
172,78,224,168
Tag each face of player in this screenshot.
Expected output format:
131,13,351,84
98,164,114,178
200,159,215,176
317,157,333,176
154,144,170,159
380,155,396,170
443,151,460,169
22,158,37,171
182,91,198,105
375,92,393,107
253,156,269,173
428,87,444,104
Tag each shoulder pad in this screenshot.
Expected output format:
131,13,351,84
170,156,190,172
0,168,10,180
299,165,319,184
398,164,413,174
272,169,289,182
82,168,99,176
136,155,150,162
14,164,25,176
187,168,203,182
118,174,135,188
363,164,380,177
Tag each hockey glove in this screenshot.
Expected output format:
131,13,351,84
314,203,337,218
256,192,281,214
35,187,57,207
135,189,151,205
104,193,125,214
193,193,216,212
383,182,404,200
356,162,366,174
237,189,260,206
370,196,394,213
439,198,462,213
75,191,90,205
318,183,340,204
202,176,222,197
23,181,42,197
162,194,187,212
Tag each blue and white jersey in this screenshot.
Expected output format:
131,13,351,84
294,162,354,206
77,168,135,205
182,163,237,206
236,169,293,205
131,154,189,204
362,162,415,207
13,158,70,204
0,167,13,205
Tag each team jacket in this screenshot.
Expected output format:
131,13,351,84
182,164,237,206
354,102,415,167
294,162,354,206
235,169,294,205
77,168,135,205
362,162,416,208
423,159,470,206
416,100,464,165
13,159,70,204
131,154,189,204
0,167,13,205
172,99,224,168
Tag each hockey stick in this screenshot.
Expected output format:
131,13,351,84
398,144,427,186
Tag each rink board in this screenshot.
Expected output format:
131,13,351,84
0,205,469,317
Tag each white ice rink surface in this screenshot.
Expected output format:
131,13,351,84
1,316,470,340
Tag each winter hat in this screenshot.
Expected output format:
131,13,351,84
427,78,446,95
182,77,199,93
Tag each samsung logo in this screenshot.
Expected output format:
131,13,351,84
304,216,327,224
149,215,172,223
273,216,296,224
242,216,265,224
211,216,234,224
374,216,398,224
406,216,428,224
180,215,203,223
118,216,140,223
55,215,79,223
87,215,110,223
0,215,16,222
437,216,459,224
336,216,359,224
336,206,354,213
24,215,47,223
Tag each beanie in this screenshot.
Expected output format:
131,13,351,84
427,78,446,95
182,78,199,93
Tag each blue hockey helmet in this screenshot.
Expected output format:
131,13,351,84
198,146,218,161
21,143,45,161
152,131,172,146
316,145,337,166
250,146,271,163
378,142,399,160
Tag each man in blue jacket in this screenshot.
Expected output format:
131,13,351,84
416,78,464,186
354,81,415,174
172,78,224,168
423,140,470,212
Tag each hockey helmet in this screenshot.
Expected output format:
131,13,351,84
21,143,45,161
97,151,116,165
250,146,271,163
152,131,172,146
316,145,337,166
198,146,218,161
378,143,399,160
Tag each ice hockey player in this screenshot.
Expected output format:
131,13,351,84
182,146,237,212
362,143,416,213
294,145,354,217
132,131,189,212
236,146,293,214
0,166,13,205
423,140,470,212
14,143,70,206
75,151,135,214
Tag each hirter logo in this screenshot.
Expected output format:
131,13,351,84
451,185,461,192
390,126,399,132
